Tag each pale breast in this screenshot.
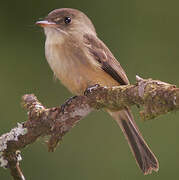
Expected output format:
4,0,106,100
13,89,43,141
45,32,118,95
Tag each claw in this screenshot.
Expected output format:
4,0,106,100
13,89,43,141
84,84,100,96
60,96,78,113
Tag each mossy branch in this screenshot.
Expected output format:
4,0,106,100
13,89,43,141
85,75,178,120
0,76,178,180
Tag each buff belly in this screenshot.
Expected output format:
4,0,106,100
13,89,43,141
45,32,119,95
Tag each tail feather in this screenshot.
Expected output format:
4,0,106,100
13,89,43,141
107,108,159,174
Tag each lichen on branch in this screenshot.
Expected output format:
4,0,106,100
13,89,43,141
85,75,178,120
0,76,179,180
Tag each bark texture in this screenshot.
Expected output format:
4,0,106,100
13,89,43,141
0,76,178,179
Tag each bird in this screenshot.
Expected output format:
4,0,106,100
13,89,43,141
36,8,159,174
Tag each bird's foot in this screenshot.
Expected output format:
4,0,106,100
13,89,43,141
60,96,78,113
84,84,100,96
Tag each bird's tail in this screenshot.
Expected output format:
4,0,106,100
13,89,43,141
107,108,159,174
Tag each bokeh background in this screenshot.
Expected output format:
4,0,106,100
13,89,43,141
0,0,179,179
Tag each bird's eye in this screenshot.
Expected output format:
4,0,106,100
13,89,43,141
64,17,71,24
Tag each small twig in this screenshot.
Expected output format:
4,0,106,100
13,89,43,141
0,76,179,179
7,151,25,180
1,95,93,179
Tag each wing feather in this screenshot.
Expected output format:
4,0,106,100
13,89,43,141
83,34,129,85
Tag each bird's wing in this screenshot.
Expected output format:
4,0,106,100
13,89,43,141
83,33,129,85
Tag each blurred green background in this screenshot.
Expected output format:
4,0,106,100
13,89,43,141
0,0,179,179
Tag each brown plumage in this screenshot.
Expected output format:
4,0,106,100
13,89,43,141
36,8,159,174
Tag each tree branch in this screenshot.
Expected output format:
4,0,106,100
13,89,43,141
0,76,179,179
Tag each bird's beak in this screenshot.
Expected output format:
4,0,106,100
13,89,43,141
36,20,56,28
